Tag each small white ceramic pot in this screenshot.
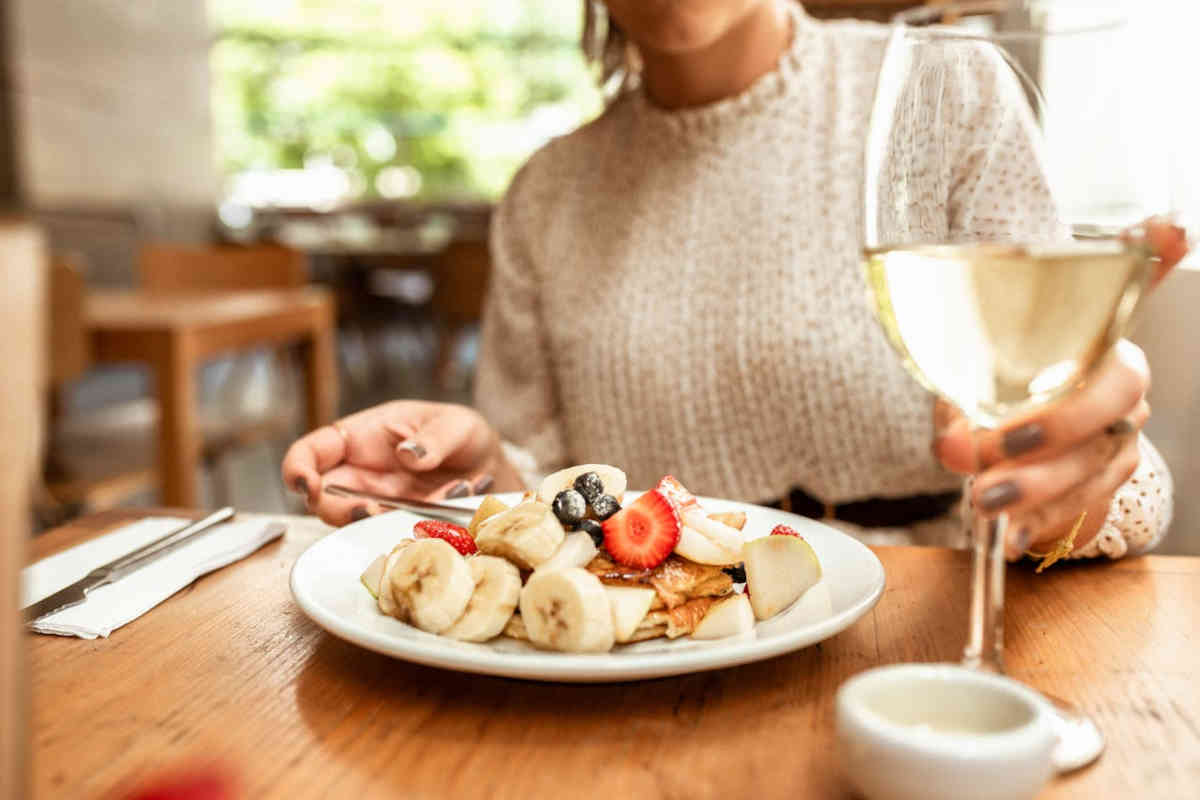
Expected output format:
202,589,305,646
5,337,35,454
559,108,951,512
836,663,1057,800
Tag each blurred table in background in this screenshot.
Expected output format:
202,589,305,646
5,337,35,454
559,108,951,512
233,201,492,403
86,288,336,506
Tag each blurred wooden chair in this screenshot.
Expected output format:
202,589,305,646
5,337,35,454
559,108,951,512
430,206,492,393
46,243,319,511
140,243,312,489
39,254,159,522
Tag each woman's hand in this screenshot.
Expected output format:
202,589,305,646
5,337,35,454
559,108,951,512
935,341,1148,558
281,401,525,526
935,218,1188,559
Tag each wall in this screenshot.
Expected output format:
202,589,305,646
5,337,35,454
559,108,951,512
1135,266,1200,555
7,0,217,261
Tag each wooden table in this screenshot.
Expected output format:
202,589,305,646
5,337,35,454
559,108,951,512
87,289,338,506
28,510,1200,799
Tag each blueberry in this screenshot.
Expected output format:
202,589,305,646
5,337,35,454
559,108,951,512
552,489,587,525
722,564,747,583
579,518,604,547
573,471,605,504
590,494,620,521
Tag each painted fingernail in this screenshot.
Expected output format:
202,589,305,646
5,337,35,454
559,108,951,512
445,480,471,499
292,476,308,496
472,475,495,494
1003,424,1044,457
398,440,427,460
1006,526,1031,560
350,506,370,522
979,481,1021,512
1106,418,1135,436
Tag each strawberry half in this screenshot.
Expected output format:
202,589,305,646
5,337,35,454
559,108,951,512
770,524,803,539
602,489,681,569
655,474,700,513
413,519,477,556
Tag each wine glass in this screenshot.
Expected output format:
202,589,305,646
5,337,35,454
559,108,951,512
862,0,1164,773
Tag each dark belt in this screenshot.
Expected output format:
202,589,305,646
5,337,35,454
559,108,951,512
764,486,960,528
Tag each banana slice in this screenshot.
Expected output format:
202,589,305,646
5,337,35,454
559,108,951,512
385,539,475,633
519,567,615,652
537,464,627,505
376,542,414,616
474,501,565,569
503,613,529,641
533,531,599,574
445,555,522,642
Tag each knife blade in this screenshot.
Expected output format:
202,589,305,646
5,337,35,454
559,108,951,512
22,506,236,625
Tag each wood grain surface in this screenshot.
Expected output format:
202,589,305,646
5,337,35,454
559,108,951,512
28,510,1200,799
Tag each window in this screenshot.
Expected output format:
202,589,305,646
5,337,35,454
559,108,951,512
208,0,601,211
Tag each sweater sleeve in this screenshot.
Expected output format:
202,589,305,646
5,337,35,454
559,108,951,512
938,44,1174,559
473,159,568,486
1068,434,1173,559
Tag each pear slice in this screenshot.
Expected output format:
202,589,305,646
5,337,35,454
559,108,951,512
604,586,658,643
707,511,746,531
743,535,822,620
360,554,388,599
534,531,599,574
468,495,510,539
692,593,756,640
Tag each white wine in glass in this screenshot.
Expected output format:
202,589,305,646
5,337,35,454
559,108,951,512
864,241,1152,428
861,0,1162,773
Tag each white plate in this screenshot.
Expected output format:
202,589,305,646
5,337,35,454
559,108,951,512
290,493,885,682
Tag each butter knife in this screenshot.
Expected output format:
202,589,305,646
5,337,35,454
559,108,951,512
22,506,236,624
323,485,475,525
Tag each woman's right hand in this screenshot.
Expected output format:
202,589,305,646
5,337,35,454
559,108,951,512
281,401,524,526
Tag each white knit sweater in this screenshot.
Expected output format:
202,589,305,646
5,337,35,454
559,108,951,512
474,6,1170,557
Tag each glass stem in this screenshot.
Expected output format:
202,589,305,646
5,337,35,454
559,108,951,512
960,417,1007,674
963,499,1008,673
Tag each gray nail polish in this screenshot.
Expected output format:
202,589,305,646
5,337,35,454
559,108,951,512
445,481,470,499
1003,424,1044,457
398,441,427,460
350,506,370,522
1015,526,1031,552
472,475,495,494
292,476,308,495
1106,418,1135,436
979,481,1021,512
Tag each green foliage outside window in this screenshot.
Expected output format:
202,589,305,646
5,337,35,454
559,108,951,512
209,0,600,201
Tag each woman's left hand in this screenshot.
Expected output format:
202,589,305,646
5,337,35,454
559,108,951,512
935,218,1189,559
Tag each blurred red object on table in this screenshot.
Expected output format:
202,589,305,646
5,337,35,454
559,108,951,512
118,766,236,800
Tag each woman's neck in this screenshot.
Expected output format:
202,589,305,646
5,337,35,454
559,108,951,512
639,1,793,110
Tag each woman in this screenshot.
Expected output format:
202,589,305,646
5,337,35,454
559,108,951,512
284,0,1187,562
